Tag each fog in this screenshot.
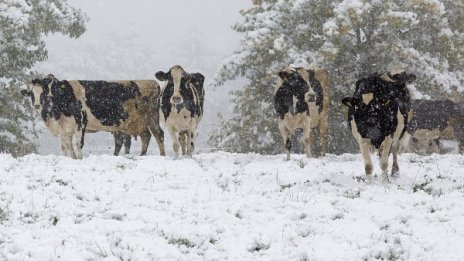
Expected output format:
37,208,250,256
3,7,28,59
34,0,251,155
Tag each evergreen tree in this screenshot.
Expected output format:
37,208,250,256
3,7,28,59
209,0,464,154
0,0,86,156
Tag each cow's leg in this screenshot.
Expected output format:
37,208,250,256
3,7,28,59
390,137,403,177
123,135,131,155
278,120,292,160
302,118,313,158
74,129,83,159
61,134,76,159
398,132,411,154
459,141,464,154
351,120,373,180
149,125,165,156
359,138,373,180
186,120,198,156
140,130,151,156
391,143,400,177
179,130,187,155
190,132,196,155
59,135,68,157
379,136,393,183
167,125,181,158
113,132,123,156
391,109,406,176
186,130,196,156
319,116,328,157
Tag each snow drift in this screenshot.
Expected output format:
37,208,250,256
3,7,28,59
1,152,463,260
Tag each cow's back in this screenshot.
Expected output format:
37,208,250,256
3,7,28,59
68,80,160,134
409,99,461,132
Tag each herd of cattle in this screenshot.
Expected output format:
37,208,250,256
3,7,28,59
21,65,464,182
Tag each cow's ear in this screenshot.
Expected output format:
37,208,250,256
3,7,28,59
155,71,168,81
20,89,31,96
342,97,353,107
31,79,41,85
190,73,205,86
278,71,290,80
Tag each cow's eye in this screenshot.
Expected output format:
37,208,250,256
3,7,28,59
411,137,418,143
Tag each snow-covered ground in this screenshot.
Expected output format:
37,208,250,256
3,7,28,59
1,152,464,260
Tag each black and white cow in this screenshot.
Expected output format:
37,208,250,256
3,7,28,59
22,75,165,158
399,99,464,155
274,67,330,160
21,75,86,159
342,70,416,182
155,65,205,157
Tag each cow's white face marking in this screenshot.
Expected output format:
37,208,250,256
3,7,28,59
362,93,374,105
170,65,184,105
31,84,44,110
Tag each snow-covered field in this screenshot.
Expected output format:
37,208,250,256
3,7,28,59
1,152,464,260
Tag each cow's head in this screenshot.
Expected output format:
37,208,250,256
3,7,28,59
383,67,417,85
277,67,315,103
342,70,415,145
155,65,205,105
21,74,58,111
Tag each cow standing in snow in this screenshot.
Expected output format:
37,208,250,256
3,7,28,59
274,67,330,160
399,99,464,155
22,75,165,158
342,69,416,182
21,75,86,159
155,65,205,157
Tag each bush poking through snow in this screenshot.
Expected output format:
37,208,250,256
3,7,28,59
0,205,9,223
247,238,270,253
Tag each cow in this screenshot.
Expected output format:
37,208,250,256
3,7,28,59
22,74,165,158
155,65,205,158
398,99,464,155
342,69,416,182
21,75,86,159
274,67,330,160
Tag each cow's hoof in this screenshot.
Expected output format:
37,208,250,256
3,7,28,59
391,171,400,178
365,175,373,184
381,174,390,183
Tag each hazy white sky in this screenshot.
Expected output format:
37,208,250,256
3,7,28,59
37,0,251,79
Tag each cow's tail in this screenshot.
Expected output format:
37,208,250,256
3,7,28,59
81,111,88,149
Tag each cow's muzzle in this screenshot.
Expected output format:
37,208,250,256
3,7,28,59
171,95,183,105
366,126,382,141
306,94,316,102
34,104,41,110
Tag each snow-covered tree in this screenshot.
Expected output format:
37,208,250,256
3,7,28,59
209,0,464,154
0,0,86,156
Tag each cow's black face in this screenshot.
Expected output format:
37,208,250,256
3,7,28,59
278,69,315,101
343,80,401,146
274,68,317,119
278,70,309,92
